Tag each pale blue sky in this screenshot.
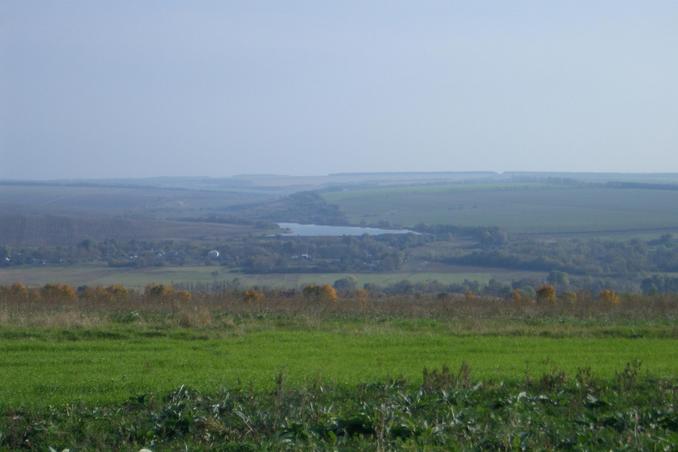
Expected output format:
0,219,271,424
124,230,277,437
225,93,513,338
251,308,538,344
1,1,677,179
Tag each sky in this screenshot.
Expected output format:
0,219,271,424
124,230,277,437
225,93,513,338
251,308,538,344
1,1,678,180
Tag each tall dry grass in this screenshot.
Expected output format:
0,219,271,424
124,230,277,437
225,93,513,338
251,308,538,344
0,283,677,330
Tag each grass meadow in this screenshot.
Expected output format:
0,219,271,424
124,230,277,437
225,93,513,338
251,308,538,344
1,287,677,449
1,288,676,407
0,265,539,289
1,326,676,408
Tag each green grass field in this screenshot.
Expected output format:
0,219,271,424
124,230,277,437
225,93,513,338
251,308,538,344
323,184,678,233
1,322,676,407
0,265,541,288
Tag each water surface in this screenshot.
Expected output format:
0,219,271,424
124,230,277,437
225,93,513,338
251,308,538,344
277,222,417,237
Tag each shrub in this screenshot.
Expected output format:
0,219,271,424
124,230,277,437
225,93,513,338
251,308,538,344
106,284,129,301
145,284,174,300
319,284,337,302
243,289,264,303
511,288,522,305
176,290,192,302
536,284,557,304
0,283,29,301
561,291,578,304
333,276,358,293
302,284,338,302
599,289,620,305
40,283,77,302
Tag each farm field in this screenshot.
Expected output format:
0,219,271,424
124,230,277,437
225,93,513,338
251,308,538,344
0,183,271,217
0,265,542,288
322,184,678,234
1,321,676,408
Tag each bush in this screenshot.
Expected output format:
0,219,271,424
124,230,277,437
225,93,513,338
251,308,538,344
40,283,77,302
302,284,337,302
144,284,174,300
536,284,557,304
242,289,264,303
599,289,620,305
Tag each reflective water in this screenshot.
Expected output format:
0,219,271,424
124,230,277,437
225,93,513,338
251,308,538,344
276,222,417,237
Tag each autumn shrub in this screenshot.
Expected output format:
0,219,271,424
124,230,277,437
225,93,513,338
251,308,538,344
511,288,522,305
536,284,557,304
144,283,175,301
0,283,29,302
242,289,264,303
561,291,578,304
106,284,129,302
302,284,337,302
464,291,478,302
175,290,192,302
40,283,77,302
599,289,620,305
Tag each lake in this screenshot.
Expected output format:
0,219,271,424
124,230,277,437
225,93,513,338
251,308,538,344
276,222,418,237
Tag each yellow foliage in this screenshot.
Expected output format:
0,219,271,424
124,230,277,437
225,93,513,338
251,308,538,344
40,283,77,302
144,284,174,300
599,289,620,305
106,284,129,301
511,288,522,305
302,284,338,302
176,290,192,302
320,284,338,303
561,291,578,304
243,289,264,303
536,284,557,304
5,283,29,300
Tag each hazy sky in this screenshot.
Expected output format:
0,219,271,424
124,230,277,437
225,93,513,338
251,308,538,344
2,1,678,179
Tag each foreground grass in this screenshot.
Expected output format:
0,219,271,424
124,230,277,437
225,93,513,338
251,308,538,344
1,318,677,408
0,306,676,449
2,366,676,450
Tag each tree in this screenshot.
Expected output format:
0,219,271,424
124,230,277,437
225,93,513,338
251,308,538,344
319,284,337,302
144,284,174,300
176,290,192,302
536,284,557,304
0,282,28,301
302,284,337,302
561,291,578,304
41,283,77,302
243,289,264,303
547,271,570,289
106,284,129,302
511,288,522,305
333,276,358,293
598,289,620,305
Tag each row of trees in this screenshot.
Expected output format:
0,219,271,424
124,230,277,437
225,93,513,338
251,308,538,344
0,283,192,303
0,281,625,307
0,233,423,273
448,235,678,276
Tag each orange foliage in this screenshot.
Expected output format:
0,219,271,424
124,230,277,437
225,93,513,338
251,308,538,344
536,284,557,304
599,289,620,305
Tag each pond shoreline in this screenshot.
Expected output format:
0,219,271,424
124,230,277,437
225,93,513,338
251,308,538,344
275,222,418,237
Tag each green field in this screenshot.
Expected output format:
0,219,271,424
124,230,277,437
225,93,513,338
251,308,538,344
1,322,676,407
323,184,678,234
0,265,542,288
